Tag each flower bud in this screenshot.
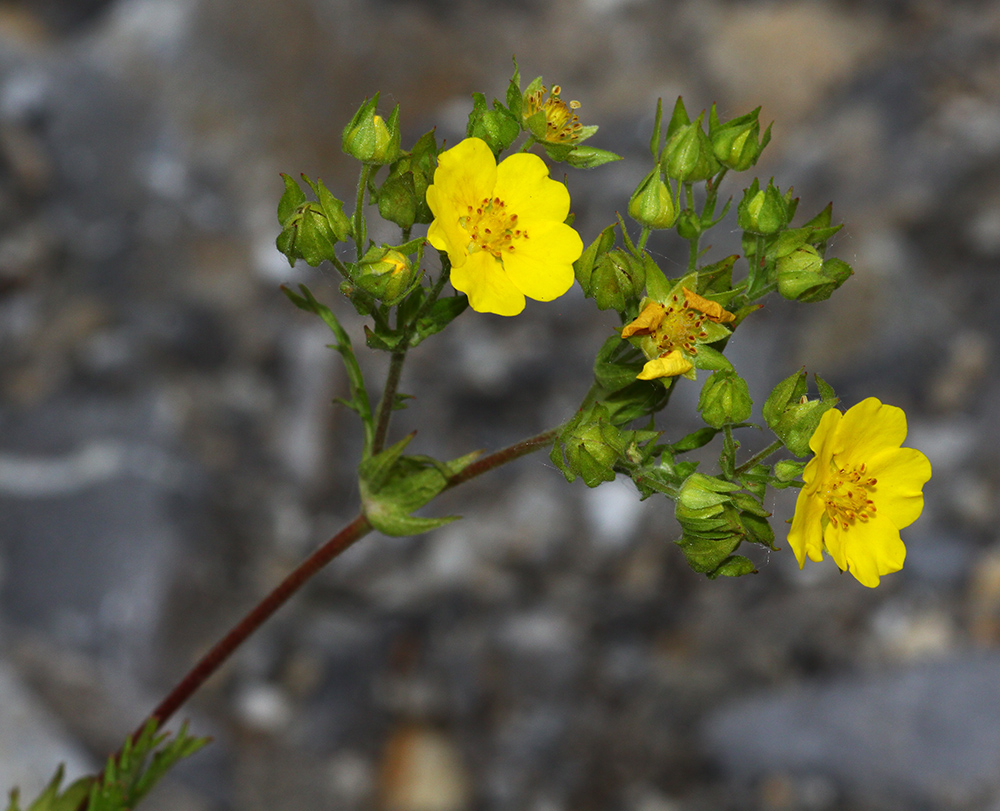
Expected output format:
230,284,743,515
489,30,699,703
275,174,352,267
762,368,838,457
697,371,753,428
660,112,721,182
708,104,772,172
737,178,790,235
342,94,401,164
573,223,616,296
628,169,677,229
777,250,853,303
550,403,628,487
353,245,418,304
589,249,646,312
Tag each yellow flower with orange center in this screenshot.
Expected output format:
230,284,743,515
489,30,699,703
621,280,736,381
788,397,932,587
425,138,583,316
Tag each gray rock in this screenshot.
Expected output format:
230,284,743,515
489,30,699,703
702,653,1000,805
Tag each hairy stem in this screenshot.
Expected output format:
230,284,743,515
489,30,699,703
735,439,785,475
372,351,406,454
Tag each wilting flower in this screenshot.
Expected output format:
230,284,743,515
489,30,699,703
522,84,591,145
426,137,583,316
621,279,735,380
787,397,932,588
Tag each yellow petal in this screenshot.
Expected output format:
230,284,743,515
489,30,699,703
621,302,667,339
827,512,906,588
450,250,525,316
867,446,931,529
493,152,571,222
808,406,842,458
682,287,735,323
636,350,693,380
430,138,497,210
787,485,826,567
834,398,907,461
426,185,470,268
500,221,580,302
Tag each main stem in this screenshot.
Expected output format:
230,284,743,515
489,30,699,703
127,426,558,743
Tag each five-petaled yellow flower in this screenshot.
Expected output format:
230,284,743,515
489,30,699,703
788,397,932,588
426,137,583,316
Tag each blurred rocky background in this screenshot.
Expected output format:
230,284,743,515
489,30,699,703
0,0,996,809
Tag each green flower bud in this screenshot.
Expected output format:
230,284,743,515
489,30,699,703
342,94,401,164
777,250,853,303
660,112,721,182
589,249,646,312
275,174,353,267
737,178,790,236
697,371,753,428
677,472,740,515
550,404,628,487
573,223,616,296
376,171,418,229
762,368,838,457
353,245,418,305
708,104,772,172
628,169,677,229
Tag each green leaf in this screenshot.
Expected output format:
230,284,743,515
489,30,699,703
283,285,374,451
411,295,469,347
670,426,722,453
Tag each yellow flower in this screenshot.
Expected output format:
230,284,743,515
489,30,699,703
426,137,583,316
788,397,932,588
621,282,736,381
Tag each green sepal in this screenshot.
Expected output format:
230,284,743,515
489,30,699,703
643,252,672,300
468,93,520,157
562,145,623,168
739,463,771,498
277,172,307,224
664,96,691,139
601,379,671,425
740,511,776,548
691,344,734,372
594,334,646,393
507,57,523,120
650,97,664,160
573,222,616,296
697,254,738,294
706,554,758,579
676,531,742,574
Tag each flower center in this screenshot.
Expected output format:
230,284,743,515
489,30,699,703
823,461,878,530
654,292,711,355
522,84,584,144
461,196,527,259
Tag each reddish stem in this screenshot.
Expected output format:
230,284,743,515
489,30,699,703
128,426,559,741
